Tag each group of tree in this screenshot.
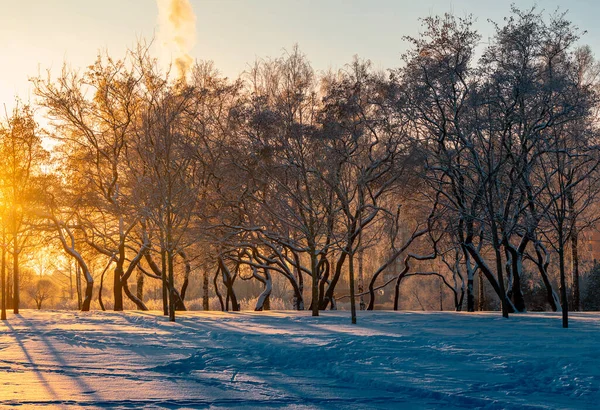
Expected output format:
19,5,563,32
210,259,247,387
0,7,599,327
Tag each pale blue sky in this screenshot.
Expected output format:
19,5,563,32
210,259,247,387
1,0,599,112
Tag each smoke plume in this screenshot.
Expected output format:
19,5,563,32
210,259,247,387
157,0,196,79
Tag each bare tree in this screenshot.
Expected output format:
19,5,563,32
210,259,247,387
27,278,57,309
34,49,146,312
0,104,49,314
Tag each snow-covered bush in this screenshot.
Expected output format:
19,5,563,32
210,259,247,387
238,296,290,311
582,265,600,311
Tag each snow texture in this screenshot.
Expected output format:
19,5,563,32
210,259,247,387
0,310,598,409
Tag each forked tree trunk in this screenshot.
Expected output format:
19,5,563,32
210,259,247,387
123,279,148,311
51,217,95,312
255,269,272,311
367,229,429,311
534,242,560,312
504,241,527,312
317,256,329,308
393,259,411,311
464,243,516,314
213,267,224,311
219,258,239,311
321,251,347,310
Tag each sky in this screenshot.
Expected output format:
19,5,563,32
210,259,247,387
2,0,600,113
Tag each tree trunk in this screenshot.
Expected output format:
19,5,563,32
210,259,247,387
202,269,209,311
310,251,319,317
569,192,580,312
123,279,148,310
76,262,82,310
358,242,365,311
455,287,465,312
505,244,526,312
439,278,444,311
213,266,224,311
12,249,19,314
51,218,95,313
255,269,272,311
136,269,144,302
467,276,475,311
558,229,569,328
98,265,106,311
168,248,175,322
464,243,515,314
393,261,410,311
227,281,238,311
82,281,93,311
292,261,304,310
478,271,485,311
534,242,560,312
69,268,73,300
1,229,6,321
463,247,475,312
317,254,329,308
348,250,357,324
114,216,125,312
282,268,303,311
179,278,189,304
510,259,525,312
69,260,93,312
321,251,347,310
219,258,238,311
113,260,124,311
161,248,168,316
177,251,190,310
489,216,509,318
7,270,12,310
571,230,580,311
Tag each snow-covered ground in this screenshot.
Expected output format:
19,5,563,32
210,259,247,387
0,310,598,409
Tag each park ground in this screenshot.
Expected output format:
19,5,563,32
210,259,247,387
0,310,599,409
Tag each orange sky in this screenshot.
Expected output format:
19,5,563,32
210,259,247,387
1,0,599,115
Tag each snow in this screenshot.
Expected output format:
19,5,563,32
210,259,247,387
0,310,599,409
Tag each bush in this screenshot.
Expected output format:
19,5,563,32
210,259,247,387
238,296,290,311
582,264,600,311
